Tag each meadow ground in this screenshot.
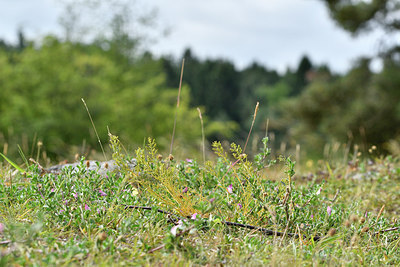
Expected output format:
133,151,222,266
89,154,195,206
0,136,399,266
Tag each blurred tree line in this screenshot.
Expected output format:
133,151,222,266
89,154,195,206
160,50,321,146
0,0,399,161
0,35,203,160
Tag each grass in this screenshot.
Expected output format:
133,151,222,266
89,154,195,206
0,134,399,266
0,71,399,265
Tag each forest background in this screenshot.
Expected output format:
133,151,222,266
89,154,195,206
1,0,400,163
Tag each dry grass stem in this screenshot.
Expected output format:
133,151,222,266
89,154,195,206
82,98,107,161
169,58,185,155
243,102,259,153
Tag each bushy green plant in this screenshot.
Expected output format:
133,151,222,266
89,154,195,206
108,133,361,239
1,135,399,265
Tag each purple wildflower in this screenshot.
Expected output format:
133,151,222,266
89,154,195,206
209,198,215,203
186,159,193,163
97,207,106,214
51,188,55,193
327,206,332,216
237,203,243,209
182,187,188,194
191,213,197,220
227,184,233,194
85,204,90,211
0,223,4,233
73,193,78,199
99,189,107,197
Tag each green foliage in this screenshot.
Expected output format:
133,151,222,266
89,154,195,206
0,152,24,173
110,135,330,236
0,37,201,159
254,137,276,170
1,17,399,162
281,58,400,155
321,0,398,35
1,136,400,265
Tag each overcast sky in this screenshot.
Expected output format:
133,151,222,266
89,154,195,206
0,0,386,73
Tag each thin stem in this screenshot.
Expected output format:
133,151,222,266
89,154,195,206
243,102,259,153
197,107,206,164
82,98,107,161
170,58,185,156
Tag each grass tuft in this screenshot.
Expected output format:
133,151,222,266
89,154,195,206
0,142,400,264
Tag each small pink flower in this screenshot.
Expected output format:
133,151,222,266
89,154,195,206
227,184,233,194
311,214,314,219
186,159,193,163
327,206,332,216
73,193,78,199
209,198,215,203
99,189,107,197
182,187,188,194
191,213,197,220
0,223,4,233
237,203,242,209
85,204,90,211
97,207,106,214
316,187,322,195
51,188,55,193
171,220,183,236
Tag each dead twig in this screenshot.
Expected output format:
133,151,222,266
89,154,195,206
373,227,399,236
125,205,322,242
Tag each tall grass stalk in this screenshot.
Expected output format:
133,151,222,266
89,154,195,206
17,144,29,167
169,58,185,156
81,98,107,161
243,102,259,153
197,107,206,163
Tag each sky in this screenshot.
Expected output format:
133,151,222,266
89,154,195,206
0,0,386,73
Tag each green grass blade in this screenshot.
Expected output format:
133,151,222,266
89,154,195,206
0,152,25,173
17,144,29,167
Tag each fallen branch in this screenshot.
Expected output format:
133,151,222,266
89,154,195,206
373,227,399,236
125,205,181,224
125,205,322,242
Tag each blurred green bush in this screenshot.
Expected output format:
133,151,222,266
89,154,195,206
0,36,204,160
